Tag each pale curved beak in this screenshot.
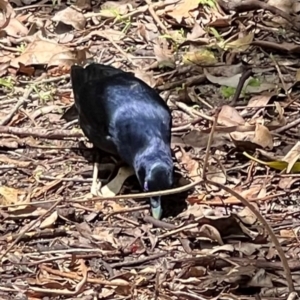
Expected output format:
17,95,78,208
150,196,162,219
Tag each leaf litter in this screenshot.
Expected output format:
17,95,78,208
1,0,300,299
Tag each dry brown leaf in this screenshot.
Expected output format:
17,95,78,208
100,166,134,197
282,141,300,173
167,0,199,23
268,101,286,127
278,176,300,189
153,39,175,68
198,224,224,245
99,288,115,299
175,130,231,149
52,6,86,30
10,40,70,68
100,1,130,16
92,227,118,248
252,123,273,149
218,105,245,126
48,48,87,68
0,137,19,148
177,148,201,181
248,269,273,288
3,18,28,37
178,204,214,219
236,206,258,225
40,211,58,229
187,22,206,39
234,243,262,256
182,49,217,65
134,68,156,88
247,94,273,108
267,0,295,14
0,185,26,206
224,186,262,204
0,0,14,30
74,0,91,10
224,32,254,52
296,69,300,81
280,229,295,238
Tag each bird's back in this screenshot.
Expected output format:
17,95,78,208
71,63,172,161
76,67,171,164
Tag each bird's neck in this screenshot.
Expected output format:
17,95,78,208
138,136,171,159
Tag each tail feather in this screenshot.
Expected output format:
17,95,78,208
63,63,136,121
70,63,133,91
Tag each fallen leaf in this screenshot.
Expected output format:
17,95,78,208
187,22,206,39
167,0,200,23
175,130,231,149
247,94,273,108
134,68,156,88
100,166,134,197
10,40,70,68
100,1,130,16
74,0,91,10
92,227,118,248
48,48,87,68
3,18,28,37
243,152,300,172
223,32,254,52
177,147,201,181
278,177,300,189
204,69,276,93
182,49,217,65
198,224,224,245
153,39,175,69
282,141,300,173
236,206,258,225
0,185,26,206
252,123,273,149
218,105,245,126
40,211,58,229
52,6,86,30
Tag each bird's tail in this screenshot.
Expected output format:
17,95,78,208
62,63,134,121
71,63,132,91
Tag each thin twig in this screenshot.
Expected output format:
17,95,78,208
0,86,34,126
145,0,170,35
202,107,221,179
0,178,204,208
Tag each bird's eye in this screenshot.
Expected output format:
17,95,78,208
144,182,148,191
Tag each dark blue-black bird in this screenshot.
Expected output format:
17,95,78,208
63,63,173,219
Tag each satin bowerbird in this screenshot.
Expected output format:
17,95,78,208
63,63,173,219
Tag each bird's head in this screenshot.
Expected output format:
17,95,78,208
143,162,173,219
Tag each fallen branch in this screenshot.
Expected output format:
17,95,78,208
0,125,83,139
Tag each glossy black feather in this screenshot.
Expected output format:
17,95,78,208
68,63,174,218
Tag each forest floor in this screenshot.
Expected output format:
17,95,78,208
1,0,300,299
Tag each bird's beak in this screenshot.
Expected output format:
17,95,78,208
150,196,162,219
